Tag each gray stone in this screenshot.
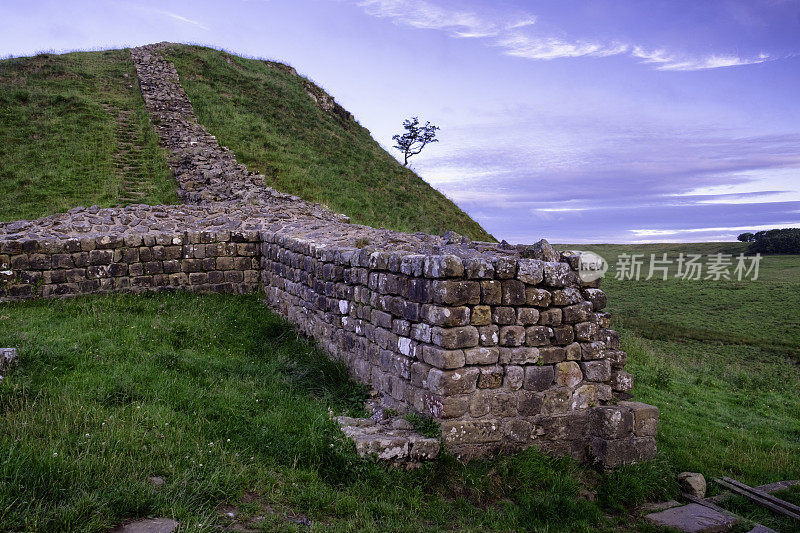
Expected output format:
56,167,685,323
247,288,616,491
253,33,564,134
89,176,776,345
677,472,707,499
645,503,738,533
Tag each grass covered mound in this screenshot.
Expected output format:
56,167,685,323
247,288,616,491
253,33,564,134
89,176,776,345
0,293,675,531
163,45,491,241
0,49,177,221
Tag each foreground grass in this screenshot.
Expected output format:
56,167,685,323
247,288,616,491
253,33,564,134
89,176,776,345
164,45,491,241
560,243,800,531
0,49,177,221
0,293,675,532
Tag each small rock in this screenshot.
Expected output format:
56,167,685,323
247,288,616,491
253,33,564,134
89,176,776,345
111,518,178,533
391,418,414,430
147,476,165,487
677,472,707,498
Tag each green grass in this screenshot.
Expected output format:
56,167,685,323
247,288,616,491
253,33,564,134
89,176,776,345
162,44,491,241
560,242,800,531
0,49,177,221
0,293,675,532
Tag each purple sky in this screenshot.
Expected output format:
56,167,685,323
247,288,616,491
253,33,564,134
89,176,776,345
3,1,799,243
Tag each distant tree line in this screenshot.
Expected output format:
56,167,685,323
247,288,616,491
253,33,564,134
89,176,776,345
738,228,800,254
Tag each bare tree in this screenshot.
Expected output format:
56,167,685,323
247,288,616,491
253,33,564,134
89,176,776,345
392,117,439,166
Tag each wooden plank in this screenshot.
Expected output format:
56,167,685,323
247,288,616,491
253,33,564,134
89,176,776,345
715,478,800,522
683,494,729,514
721,477,800,515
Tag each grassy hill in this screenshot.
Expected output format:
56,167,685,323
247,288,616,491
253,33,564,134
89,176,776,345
0,45,491,240
0,49,177,221
162,44,490,239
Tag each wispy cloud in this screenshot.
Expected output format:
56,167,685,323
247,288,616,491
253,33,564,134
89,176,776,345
120,2,209,31
354,0,773,71
631,47,770,71
155,10,208,30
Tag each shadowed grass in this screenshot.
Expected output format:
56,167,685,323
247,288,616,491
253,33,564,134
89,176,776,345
0,49,177,221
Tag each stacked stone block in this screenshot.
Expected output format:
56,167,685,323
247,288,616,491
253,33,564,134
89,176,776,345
259,234,657,464
0,231,261,300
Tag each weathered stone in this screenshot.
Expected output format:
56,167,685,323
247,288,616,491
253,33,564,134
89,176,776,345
441,419,502,445
426,367,479,395
645,503,737,533
590,405,633,439
470,305,491,326
421,304,470,326
525,325,551,346
499,325,526,347
431,326,479,349
676,472,707,499
515,307,540,325
464,346,499,365
421,345,466,369
555,361,583,388
580,360,611,382
619,401,659,436
524,365,554,391
516,259,543,285
501,280,526,305
432,280,480,305
611,369,633,392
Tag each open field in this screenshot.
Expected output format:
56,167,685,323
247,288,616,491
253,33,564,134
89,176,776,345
0,49,176,221
559,242,800,531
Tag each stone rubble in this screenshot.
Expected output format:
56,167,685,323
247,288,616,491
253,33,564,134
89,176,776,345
0,43,659,467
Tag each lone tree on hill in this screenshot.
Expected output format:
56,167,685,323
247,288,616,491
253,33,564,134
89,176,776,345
737,232,755,242
392,117,439,166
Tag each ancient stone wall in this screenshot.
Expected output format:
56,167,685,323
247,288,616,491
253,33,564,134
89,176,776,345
0,43,657,466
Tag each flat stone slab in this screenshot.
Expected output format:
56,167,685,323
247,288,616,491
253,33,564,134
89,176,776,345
645,503,738,532
111,518,178,533
336,415,439,465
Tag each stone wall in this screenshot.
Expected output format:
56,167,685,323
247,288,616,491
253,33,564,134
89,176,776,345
0,43,658,466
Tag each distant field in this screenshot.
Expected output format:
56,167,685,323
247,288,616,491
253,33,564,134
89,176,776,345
0,49,176,221
560,242,800,531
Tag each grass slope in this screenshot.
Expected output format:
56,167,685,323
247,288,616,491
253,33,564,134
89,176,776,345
0,49,177,221
0,294,673,532
163,44,491,240
559,242,800,532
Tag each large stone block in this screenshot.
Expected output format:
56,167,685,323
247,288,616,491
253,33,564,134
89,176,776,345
590,405,633,439
523,365,554,391
432,280,480,305
441,419,502,445
431,326,479,349
619,401,659,437
590,436,657,467
421,345,465,369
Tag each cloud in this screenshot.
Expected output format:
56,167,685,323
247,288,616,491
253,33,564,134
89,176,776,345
157,11,208,29
631,47,770,71
356,0,497,38
353,0,775,71
119,2,209,30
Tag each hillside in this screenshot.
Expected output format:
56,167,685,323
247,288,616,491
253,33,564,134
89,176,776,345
0,49,177,221
0,45,491,240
